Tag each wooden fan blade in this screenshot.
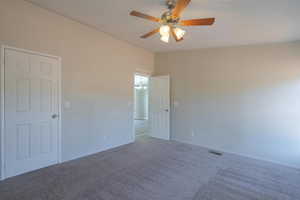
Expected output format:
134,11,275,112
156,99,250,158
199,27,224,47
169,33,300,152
141,28,160,39
172,0,191,19
180,18,215,26
170,27,183,42
130,11,160,23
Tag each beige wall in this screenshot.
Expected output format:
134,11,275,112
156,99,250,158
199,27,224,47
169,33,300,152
0,0,154,166
155,41,300,168
1,0,299,172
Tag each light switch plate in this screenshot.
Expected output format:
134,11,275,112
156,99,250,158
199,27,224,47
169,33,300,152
174,101,179,107
64,101,71,109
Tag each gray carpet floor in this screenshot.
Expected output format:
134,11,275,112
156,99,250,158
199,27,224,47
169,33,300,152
0,136,299,200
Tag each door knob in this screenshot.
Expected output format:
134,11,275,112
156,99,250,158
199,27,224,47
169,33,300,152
52,114,59,119
165,109,169,112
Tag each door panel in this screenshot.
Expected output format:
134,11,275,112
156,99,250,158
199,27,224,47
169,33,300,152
16,124,31,160
149,76,170,140
40,122,53,154
16,79,31,112
40,79,52,112
4,49,60,178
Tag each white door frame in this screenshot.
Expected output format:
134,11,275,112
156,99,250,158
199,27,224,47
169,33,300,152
0,45,62,180
132,70,151,142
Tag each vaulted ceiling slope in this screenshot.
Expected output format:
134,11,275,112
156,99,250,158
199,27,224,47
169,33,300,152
27,0,300,52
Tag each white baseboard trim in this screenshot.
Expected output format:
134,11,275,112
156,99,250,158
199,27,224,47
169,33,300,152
62,140,133,163
172,138,300,170
0,140,134,181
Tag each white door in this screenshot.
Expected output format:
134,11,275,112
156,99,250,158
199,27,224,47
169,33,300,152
149,75,170,140
4,48,60,178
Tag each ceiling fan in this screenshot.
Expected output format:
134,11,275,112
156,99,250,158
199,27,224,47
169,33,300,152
130,0,215,43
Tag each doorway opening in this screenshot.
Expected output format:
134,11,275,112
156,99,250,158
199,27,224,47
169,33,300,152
134,74,149,138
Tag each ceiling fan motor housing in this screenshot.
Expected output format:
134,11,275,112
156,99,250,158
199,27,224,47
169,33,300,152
161,0,180,25
166,0,176,10
161,12,179,25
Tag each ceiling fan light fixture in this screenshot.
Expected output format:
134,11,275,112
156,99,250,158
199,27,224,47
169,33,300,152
174,27,186,39
130,0,215,43
160,34,170,43
159,25,170,36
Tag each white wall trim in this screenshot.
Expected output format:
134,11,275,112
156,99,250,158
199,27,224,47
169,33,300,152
64,139,132,163
57,56,62,164
135,68,152,77
1,46,5,180
172,138,300,170
0,45,63,180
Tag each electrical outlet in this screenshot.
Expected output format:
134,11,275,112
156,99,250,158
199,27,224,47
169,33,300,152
191,130,195,137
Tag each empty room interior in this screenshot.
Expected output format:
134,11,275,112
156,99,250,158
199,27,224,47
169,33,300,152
1,0,300,199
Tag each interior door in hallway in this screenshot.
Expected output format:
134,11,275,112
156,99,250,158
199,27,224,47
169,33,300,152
149,75,170,140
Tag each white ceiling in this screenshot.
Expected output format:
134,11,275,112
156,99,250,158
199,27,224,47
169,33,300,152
27,0,300,52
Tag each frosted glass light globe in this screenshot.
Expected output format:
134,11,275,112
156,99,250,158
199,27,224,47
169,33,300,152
160,25,170,36
160,34,170,43
174,28,186,39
